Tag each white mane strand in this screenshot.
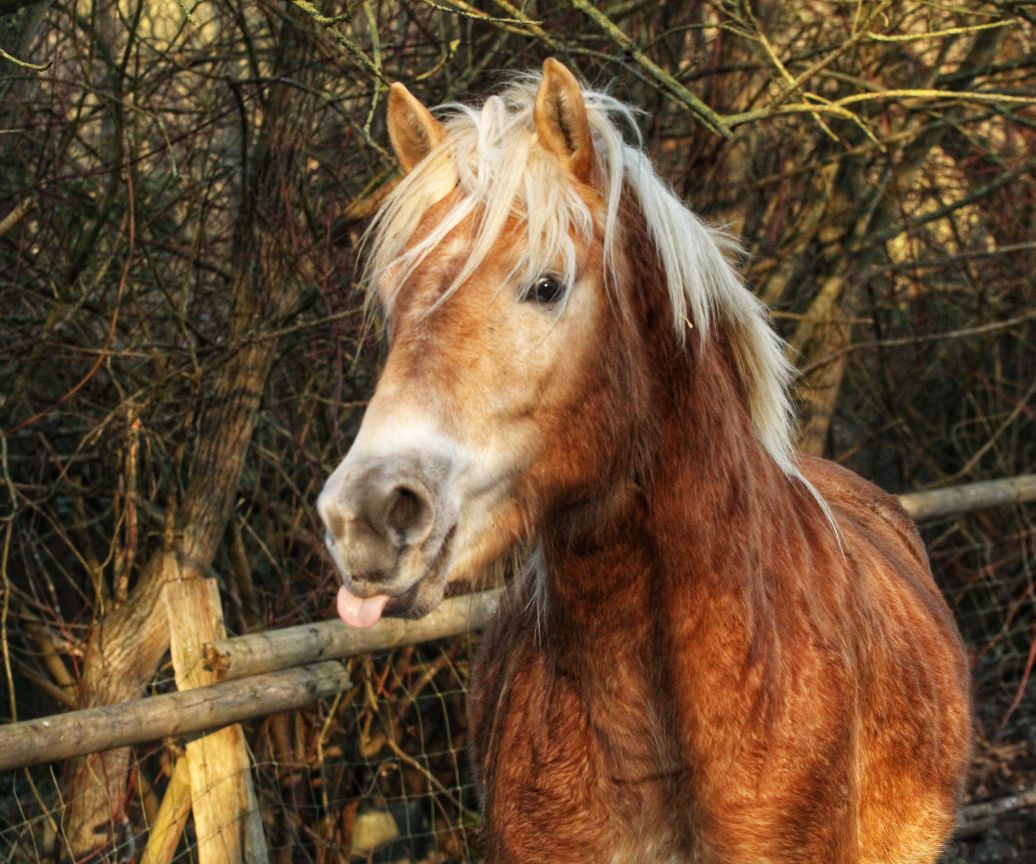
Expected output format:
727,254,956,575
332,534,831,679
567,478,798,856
362,74,798,475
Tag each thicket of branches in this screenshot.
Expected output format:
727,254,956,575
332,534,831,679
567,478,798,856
1,1,1034,861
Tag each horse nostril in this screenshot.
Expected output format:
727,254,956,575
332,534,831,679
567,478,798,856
384,484,434,545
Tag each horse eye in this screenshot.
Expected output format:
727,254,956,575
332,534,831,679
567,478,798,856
523,275,566,305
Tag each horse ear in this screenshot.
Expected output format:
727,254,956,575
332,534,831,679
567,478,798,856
387,82,445,174
534,58,593,183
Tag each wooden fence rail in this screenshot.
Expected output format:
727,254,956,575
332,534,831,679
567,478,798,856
0,591,498,772
0,474,1033,773
0,662,350,772
206,586,502,681
898,473,1036,521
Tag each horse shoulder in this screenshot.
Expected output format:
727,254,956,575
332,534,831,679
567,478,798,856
797,456,928,564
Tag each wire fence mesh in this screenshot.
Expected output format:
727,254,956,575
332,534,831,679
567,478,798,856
931,512,1036,864
1,637,484,864
932,515,1036,782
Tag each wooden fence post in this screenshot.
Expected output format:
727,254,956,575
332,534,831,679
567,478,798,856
163,576,269,864
140,759,191,864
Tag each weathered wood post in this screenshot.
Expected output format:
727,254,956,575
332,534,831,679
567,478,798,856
140,760,191,864
163,575,268,864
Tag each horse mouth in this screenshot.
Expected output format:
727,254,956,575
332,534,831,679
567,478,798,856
334,524,456,628
383,579,431,620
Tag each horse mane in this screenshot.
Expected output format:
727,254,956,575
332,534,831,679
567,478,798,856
362,73,797,476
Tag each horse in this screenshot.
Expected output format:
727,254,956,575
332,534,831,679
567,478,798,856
317,59,972,863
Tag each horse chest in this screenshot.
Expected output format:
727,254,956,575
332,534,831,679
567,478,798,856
472,630,694,863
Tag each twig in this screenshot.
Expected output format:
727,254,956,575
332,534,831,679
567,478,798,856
489,0,561,51
798,311,1036,378
0,195,33,238
286,0,388,85
868,241,1036,272
994,623,1036,737
737,0,840,142
418,0,540,30
866,20,1015,44
0,44,49,72
3,164,137,435
568,0,729,137
863,157,1036,250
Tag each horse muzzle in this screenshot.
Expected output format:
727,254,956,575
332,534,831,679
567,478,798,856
317,450,457,627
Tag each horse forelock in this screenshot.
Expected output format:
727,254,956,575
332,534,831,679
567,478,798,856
363,72,808,482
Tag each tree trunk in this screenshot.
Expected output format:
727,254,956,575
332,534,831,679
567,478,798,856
59,7,324,856
786,27,1006,455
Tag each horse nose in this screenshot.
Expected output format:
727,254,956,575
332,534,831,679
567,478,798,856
321,475,436,549
319,461,442,583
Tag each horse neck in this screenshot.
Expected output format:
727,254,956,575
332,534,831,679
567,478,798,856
542,328,801,667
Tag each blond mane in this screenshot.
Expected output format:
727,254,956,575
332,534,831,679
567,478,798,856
363,74,798,475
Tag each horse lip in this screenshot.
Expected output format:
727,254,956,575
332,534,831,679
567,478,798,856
383,580,424,618
381,522,457,619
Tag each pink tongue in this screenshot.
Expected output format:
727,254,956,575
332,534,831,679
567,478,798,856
336,586,391,629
